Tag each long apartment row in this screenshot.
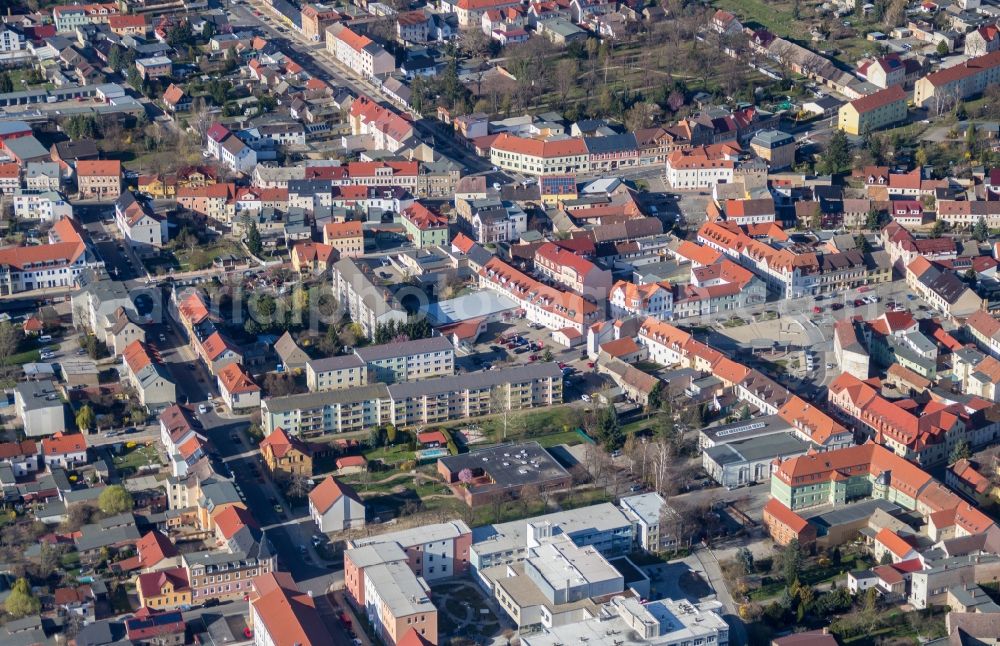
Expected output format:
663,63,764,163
261,336,562,437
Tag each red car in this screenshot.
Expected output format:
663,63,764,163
853,299,863,307
587,362,595,369
529,354,538,361
812,306,823,314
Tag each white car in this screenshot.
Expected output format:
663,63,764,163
581,394,591,403
198,404,209,414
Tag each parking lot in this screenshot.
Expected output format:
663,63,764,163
457,318,609,403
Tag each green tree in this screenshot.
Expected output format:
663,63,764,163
246,222,263,256
930,219,948,238
855,234,872,253
737,547,755,575
915,145,929,167
98,485,134,516
75,405,95,433
965,268,978,287
880,552,894,565
4,577,40,619
542,348,554,362
973,216,989,242
782,539,802,587
950,439,972,464
647,382,664,412
0,72,12,94
594,404,623,451
167,22,194,47
385,423,397,445
818,130,851,176
936,40,949,56
866,208,885,231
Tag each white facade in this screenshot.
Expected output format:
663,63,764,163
310,493,366,533
14,382,67,438
609,282,673,321
13,191,73,222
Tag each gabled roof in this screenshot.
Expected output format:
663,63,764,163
42,432,86,456
76,159,121,177
260,427,309,460
308,475,362,514
217,363,259,395
763,498,810,533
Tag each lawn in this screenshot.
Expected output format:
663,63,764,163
112,442,161,473
6,349,40,366
475,404,585,442
173,240,243,272
531,429,586,448
363,444,416,465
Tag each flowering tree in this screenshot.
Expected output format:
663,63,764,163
458,468,473,484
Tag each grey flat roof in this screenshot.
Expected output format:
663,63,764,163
423,291,520,326
805,498,901,531
354,335,454,362
264,384,390,413
439,441,569,492
388,362,560,399
704,432,810,466
700,414,793,445
15,380,64,411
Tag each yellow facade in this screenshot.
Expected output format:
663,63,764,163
838,96,907,136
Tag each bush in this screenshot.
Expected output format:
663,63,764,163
400,460,416,471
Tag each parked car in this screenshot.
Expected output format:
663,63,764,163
198,404,209,414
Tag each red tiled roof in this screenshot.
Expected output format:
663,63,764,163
42,432,86,456
336,455,367,468
76,159,121,177
764,498,810,533
136,530,178,568
490,132,588,158
260,427,309,460
217,363,259,395
847,85,906,114
214,505,256,539
137,567,189,601
308,475,361,513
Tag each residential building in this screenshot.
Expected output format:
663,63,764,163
332,258,408,338
261,385,391,438
0,218,104,294
750,130,796,169
136,568,191,612
291,242,335,275
115,191,166,253
609,280,673,320
15,380,67,437
356,336,456,384
915,50,1000,111
489,133,589,176
12,190,73,222
260,427,313,479
216,363,260,411
301,3,342,41
665,143,741,189
53,3,119,32
906,256,984,319
76,159,121,200
323,221,365,257
122,340,176,410
41,432,87,469
306,354,368,392
838,85,908,135
534,241,613,300
135,56,172,79
248,572,327,646
308,476,365,533
326,24,395,80
619,492,679,552
479,257,601,334
402,203,449,248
